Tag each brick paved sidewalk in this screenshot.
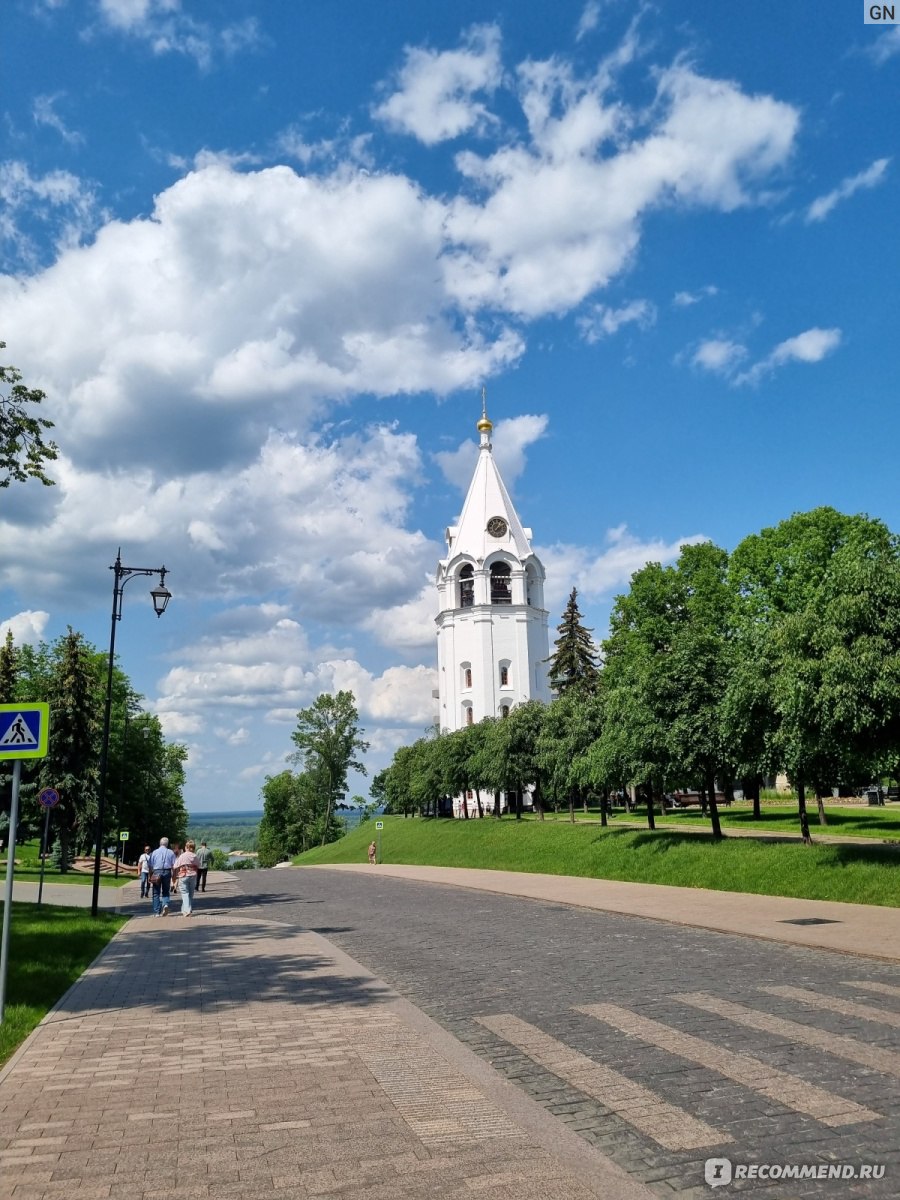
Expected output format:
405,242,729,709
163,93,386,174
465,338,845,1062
0,910,652,1200
308,864,900,962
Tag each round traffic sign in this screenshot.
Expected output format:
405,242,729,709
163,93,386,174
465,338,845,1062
38,787,60,808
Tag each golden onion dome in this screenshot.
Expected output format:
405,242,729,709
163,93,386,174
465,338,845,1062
476,415,493,433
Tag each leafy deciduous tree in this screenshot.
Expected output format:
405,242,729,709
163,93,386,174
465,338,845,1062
0,343,58,489
290,691,369,845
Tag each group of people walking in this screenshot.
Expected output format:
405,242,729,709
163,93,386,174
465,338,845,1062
138,838,214,917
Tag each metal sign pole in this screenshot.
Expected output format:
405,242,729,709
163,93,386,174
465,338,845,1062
37,805,51,908
0,760,23,1024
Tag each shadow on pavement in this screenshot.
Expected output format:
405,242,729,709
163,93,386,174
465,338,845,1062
53,904,390,1019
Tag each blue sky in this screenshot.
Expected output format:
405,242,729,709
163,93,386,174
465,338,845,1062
2,1,898,813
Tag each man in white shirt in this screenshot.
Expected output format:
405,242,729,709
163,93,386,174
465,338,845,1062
149,837,176,916
138,845,152,899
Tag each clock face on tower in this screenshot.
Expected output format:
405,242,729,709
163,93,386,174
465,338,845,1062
487,516,508,538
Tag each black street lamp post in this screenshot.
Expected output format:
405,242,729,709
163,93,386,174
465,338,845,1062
91,550,171,918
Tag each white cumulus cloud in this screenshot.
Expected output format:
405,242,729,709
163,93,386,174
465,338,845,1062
434,413,550,493
691,338,747,374
94,0,263,69
539,526,708,612
735,327,842,386
374,24,503,145
806,157,890,223
673,285,718,307
0,610,50,646
577,298,656,343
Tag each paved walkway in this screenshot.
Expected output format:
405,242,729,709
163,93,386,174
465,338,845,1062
0,880,650,1200
309,864,900,962
7,872,235,909
3,866,899,1199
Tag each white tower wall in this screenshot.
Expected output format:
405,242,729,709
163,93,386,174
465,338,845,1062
435,404,551,754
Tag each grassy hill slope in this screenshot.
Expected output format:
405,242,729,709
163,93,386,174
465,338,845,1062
294,817,900,907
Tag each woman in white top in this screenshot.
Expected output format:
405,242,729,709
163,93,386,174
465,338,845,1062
173,841,200,916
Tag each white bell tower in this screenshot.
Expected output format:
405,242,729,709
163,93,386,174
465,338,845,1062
435,395,551,737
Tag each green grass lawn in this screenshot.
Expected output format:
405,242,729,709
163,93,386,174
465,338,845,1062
5,866,132,887
0,903,127,1066
294,816,900,908
2,838,133,887
525,802,900,840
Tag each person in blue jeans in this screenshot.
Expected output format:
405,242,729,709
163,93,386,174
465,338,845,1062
173,841,200,917
149,837,176,916
138,845,152,898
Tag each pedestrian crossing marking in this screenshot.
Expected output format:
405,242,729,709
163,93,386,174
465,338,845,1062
0,713,38,746
676,992,900,1078
843,980,900,1001
578,1004,879,1127
476,1012,729,1150
763,985,900,1029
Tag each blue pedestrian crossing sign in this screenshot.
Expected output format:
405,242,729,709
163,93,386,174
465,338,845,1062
0,703,50,760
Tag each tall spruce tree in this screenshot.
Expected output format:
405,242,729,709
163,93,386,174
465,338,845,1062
39,628,102,866
548,587,600,696
0,630,19,842
0,629,17,702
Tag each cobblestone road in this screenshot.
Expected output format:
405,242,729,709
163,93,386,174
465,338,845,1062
236,869,900,1198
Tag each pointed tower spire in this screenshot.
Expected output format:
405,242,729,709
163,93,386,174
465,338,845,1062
477,385,492,448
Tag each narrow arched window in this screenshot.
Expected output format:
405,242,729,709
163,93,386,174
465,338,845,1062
459,564,474,608
500,704,510,718
466,707,474,726
499,665,509,687
490,562,512,604
464,667,472,689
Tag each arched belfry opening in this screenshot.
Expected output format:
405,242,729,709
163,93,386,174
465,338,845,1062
459,564,474,608
490,561,511,604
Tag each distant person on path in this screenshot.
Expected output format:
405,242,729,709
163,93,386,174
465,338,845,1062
368,840,377,865
174,841,200,917
170,843,181,893
196,841,213,892
149,838,176,916
138,845,152,899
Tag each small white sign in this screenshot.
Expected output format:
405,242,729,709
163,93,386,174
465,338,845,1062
375,820,384,830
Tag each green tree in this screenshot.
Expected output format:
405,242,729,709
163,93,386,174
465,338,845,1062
290,691,369,845
433,729,471,817
492,700,548,820
0,630,17,702
541,690,606,822
548,587,600,696
592,563,680,830
0,343,58,488
727,508,899,840
405,734,446,818
38,629,102,867
0,630,19,826
258,770,300,866
655,543,733,839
